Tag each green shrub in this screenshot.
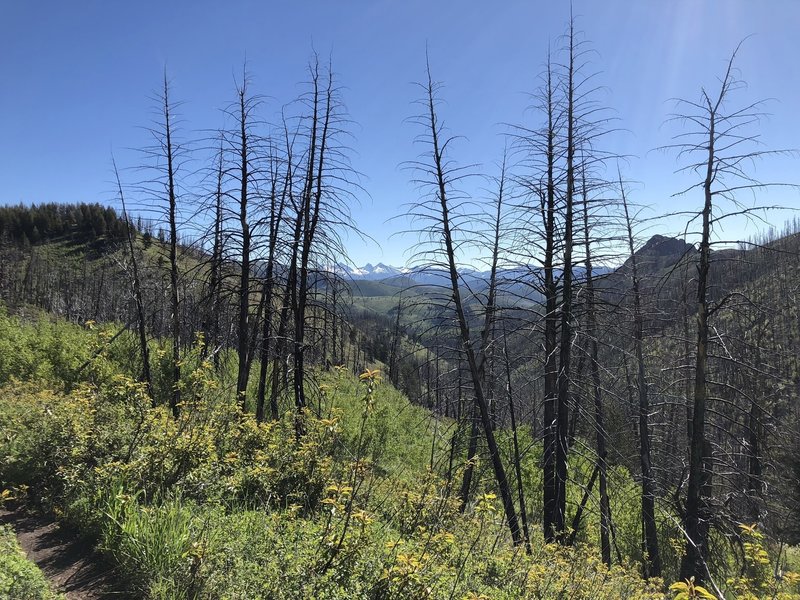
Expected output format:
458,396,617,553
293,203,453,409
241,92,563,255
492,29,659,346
0,308,125,389
0,524,62,600
6,311,799,599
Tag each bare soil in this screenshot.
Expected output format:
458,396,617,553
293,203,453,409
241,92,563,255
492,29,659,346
0,507,133,599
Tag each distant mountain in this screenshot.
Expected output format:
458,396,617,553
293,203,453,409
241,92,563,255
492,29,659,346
339,261,616,290
345,236,698,314
335,262,406,280
621,234,697,273
597,234,697,290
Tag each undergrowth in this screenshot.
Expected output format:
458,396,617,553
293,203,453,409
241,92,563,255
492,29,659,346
0,522,63,600
0,308,798,599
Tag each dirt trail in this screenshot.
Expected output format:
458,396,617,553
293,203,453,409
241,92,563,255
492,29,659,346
0,507,133,599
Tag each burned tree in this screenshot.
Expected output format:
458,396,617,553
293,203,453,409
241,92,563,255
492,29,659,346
112,157,153,401
663,44,793,584
406,56,524,546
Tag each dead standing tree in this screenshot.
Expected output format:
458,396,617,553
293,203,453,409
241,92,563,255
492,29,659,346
206,139,226,366
292,59,334,420
220,73,265,408
269,114,301,421
576,165,613,566
458,155,509,516
510,18,611,542
662,44,794,584
506,48,562,543
136,72,185,417
255,139,289,422
619,170,661,578
113,156,153,402
405,56,524,546
282,57,361,428
163,76,182,417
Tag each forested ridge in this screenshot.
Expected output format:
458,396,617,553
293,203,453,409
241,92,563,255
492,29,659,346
2,26,800,600
0,202,127,246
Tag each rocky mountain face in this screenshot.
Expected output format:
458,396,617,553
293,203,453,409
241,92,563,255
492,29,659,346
625,234,697,272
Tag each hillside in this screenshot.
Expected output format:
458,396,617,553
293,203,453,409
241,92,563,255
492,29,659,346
2,203,800,599
0,309,673,599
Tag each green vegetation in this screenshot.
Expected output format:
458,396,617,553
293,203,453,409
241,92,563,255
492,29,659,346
0,309,674,599
0,524,62,600
1,308,798,598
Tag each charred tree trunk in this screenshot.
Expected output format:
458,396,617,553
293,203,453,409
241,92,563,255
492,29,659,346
235,80,253,408
541,54,561,543
504,327,532,553
553,22,577,539
293,61,333,420
113,158,153,402
206,143,225,367
581,170,611,566
162,74,181,419
420,59,522,545
256,151,288,422
620,171,662,578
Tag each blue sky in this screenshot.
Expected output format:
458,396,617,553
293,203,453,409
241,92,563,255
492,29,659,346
2,1,799,266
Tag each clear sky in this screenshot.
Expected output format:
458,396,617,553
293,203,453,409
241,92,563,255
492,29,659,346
2,1,799,266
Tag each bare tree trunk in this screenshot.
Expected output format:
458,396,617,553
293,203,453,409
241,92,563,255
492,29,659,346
235,79,253,408
541,53,561,543
680,120,714,581
269,288,292,421
162,73,181,419
568,462,599,545
503,327,532,553
554,21,578,538
620,170,662,578
581,169,611,566
256,149,288,422
113,157,153,403
420,59,522,545
458,398,480,509
460,156,506,513
206,143,225,368
663,47,780,588
294,60,333,419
